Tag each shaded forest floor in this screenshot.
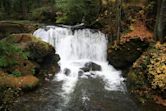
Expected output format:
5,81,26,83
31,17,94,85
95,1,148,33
121,20,153,42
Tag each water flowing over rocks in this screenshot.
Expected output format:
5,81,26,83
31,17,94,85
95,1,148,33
11,26,165,111
33,26,125,108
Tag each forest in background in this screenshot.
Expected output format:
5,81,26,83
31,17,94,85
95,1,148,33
0,0,165,42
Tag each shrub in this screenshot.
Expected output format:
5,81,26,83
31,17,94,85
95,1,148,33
56,0,101,25
128,42,166,101
32,7,57,23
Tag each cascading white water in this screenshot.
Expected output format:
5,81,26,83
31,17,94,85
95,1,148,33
33,26,125,100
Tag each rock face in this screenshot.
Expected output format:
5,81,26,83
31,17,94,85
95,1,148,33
80,62,101,72
107,39,149,70
2,34,60,80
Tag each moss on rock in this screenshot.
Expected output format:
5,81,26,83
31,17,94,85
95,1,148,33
0,33,60,110
0,71,39,89
1,33,60,84
128,42,166,106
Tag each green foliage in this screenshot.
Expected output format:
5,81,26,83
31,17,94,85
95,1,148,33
11,71,22,77
56,15,69,24
32,7,57,23
0,41,28,68
31,68,35,75
0,0,118,27
56,0,101,25
0,0,56,20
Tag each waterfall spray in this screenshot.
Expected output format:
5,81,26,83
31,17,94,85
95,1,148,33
33,26,125,104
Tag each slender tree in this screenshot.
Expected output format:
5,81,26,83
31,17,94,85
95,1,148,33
116,0,122,43
154,0,166,42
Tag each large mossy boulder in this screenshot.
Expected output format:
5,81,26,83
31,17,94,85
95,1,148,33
107,39,149,71
2,33,60,80
128,42,166,106
0,33,60,110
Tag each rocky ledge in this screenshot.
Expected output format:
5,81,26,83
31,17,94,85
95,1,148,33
0,21,43,40
0,33,60,89
107,38,149,72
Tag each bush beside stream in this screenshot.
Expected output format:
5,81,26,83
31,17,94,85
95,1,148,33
128,42,166,106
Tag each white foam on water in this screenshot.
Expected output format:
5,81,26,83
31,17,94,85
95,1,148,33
33,26,125,103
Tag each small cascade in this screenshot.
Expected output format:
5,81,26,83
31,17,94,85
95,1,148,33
33,26,125,104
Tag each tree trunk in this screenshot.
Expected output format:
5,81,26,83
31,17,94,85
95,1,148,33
154,0,161,41
159,0,166,42
154,0,166,42
22,1,28,18
116,0,122,43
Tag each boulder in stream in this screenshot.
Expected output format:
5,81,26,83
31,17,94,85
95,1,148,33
64,68,71,76
80,62,101,72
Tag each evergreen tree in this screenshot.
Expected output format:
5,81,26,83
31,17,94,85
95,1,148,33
56,0,101,25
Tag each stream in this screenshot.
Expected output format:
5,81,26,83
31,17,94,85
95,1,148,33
13,26,166,111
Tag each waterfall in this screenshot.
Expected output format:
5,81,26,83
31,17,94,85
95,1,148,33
33,26,125,101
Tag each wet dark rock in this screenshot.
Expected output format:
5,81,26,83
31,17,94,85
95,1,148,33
85,73,96,78
107,39,149,70
80,62,101,72
90,73,95,76
80,67,90,72
78,70,84,77
85,74,92,78
85,62,101,71
64,68,71,76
